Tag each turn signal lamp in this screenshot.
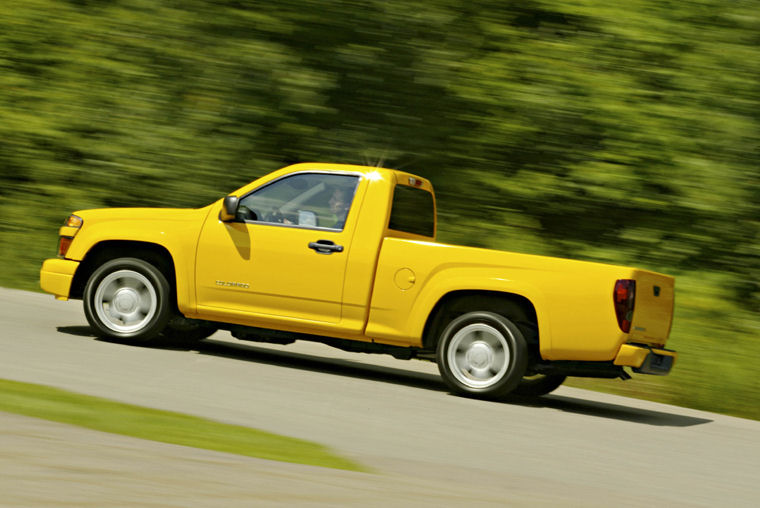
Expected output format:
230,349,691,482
613,279,636,333
58,214,83,258
58,236,74,257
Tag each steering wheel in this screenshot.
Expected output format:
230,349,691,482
264,209,283,223
264,209,297,224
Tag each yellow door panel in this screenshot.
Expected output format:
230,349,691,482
195,171,362,324
196,220,351,323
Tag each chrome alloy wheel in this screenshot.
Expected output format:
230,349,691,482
447,322,511,389
93,269,158,334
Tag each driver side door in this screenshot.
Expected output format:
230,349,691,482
195,172,361,324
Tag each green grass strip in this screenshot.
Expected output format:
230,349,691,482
0,378,363,471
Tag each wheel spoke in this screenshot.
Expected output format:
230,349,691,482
455,349,468,368
459,335,474,348
138,289,152,314
122,313,141,325
101,282,118,302
481,333,502,350
120,277,141,290
492,349,506,369
107,304,121,321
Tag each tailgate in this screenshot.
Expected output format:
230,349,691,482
629,270,675,346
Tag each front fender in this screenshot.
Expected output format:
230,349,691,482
65,207,211,314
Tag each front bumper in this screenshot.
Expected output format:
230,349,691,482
614,343,677,375
40,258,80,300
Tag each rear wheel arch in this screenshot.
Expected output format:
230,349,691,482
423,290,540,356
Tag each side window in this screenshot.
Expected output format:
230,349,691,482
239,173,359,230
388,185,435,237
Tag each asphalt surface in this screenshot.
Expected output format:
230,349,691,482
1,287,758,507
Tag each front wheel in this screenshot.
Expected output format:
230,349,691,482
436,311,528,400
83,257,172,343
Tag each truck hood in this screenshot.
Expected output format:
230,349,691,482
73,206,213,224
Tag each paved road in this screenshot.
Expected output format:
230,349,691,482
1,287,758,507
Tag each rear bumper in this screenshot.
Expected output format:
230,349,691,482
40,258,80,300
614,344,677,375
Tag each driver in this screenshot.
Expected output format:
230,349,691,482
328,188,350,229
268,186,351,228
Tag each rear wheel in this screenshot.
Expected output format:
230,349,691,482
83,257,172,342
436,311,528,399
512,374,566,397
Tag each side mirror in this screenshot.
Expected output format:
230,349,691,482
220,195,239,222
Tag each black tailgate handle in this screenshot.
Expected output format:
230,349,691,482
308,239,344,254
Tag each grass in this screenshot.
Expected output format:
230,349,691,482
0,378,363,471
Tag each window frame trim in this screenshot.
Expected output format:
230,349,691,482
235,170,363,232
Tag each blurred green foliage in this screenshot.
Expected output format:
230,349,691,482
0,1,757,417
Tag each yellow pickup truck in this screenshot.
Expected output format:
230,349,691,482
40,163,676,399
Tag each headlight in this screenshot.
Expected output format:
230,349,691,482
64,215,83,228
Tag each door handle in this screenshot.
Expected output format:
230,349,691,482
308,240,344,254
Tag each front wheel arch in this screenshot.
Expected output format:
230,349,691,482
83,257,172,342
71,241,177,301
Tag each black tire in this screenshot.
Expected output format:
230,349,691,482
83,257,172,343
512,374,566,397
436,311,528,399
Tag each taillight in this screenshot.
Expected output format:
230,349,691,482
613,279,636,333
